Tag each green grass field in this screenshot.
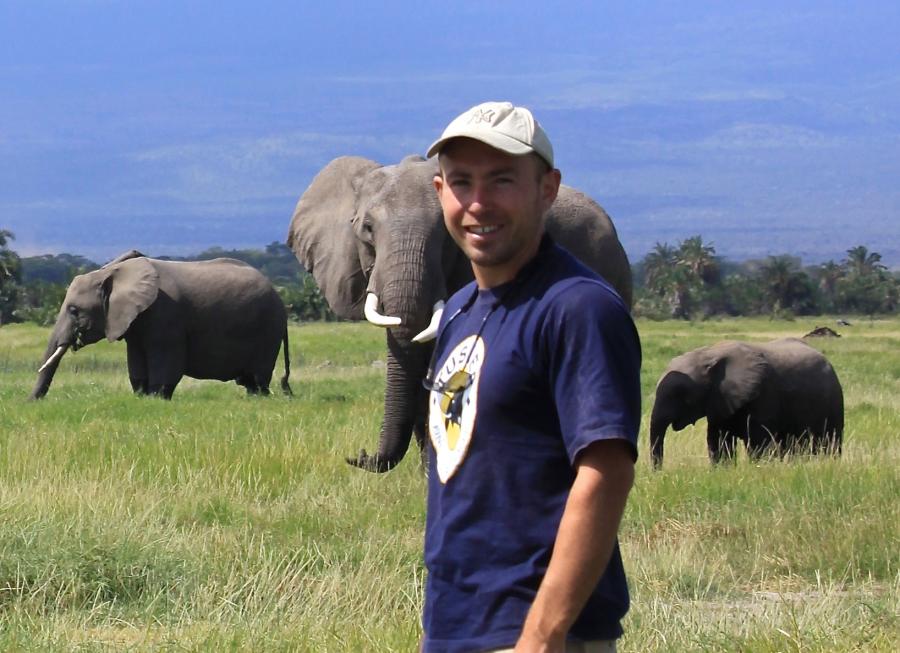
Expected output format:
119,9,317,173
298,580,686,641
0,317,897,651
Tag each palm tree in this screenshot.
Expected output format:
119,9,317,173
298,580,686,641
844,245,885,278
816,260,843,309
758,255,807,313
677,235,718,283
0,229,22,324
0,229,17,280
818,260,843,292
837,246,896,314
642,242,678,293
640,243,704,319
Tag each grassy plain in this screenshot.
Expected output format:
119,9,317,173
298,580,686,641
0,317,897,651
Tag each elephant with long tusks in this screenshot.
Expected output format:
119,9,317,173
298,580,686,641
287,154,632,472
32,250,292,400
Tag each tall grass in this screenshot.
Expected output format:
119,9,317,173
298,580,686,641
0,317,897,651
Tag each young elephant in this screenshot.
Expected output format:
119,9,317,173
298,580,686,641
31,251,292,399
650,339,843,467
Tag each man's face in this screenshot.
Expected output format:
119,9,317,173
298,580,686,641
433,138,560,288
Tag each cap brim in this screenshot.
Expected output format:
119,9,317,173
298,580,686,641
426,131,535,159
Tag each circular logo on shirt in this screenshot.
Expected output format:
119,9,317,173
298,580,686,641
428,335,484,483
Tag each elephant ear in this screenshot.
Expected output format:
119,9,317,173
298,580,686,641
709,343,769,420
287,156,381,320
103,257,160,342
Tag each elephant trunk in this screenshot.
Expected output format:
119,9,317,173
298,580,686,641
649,411,669,469
348,226,442,472
375,226,445,336
30,330,69,400
347,330,432,472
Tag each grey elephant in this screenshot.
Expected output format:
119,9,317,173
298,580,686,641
649,338,843,468
31,250,292,400
287,155,632,472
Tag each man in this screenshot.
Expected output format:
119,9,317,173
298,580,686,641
420,101,641,653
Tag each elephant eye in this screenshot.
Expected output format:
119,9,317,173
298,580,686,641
359,218,375,243
67,305,78,315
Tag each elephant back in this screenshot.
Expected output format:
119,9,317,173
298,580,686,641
152,258,279,306
545,186,633,308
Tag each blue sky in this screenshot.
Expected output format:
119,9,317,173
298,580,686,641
2,1,899,266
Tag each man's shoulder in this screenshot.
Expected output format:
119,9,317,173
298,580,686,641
439,282,479,329
445,280,478,311
540,243,629,314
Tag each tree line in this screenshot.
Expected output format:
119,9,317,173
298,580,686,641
634,236,899,319
1,229,897,326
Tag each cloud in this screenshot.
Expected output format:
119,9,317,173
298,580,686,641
535,71,792,112
693,89,788,103
540,83,649,111
127,129,429,211
700,123,833,150
134,131,365,165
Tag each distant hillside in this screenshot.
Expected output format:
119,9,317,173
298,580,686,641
12,209,899,270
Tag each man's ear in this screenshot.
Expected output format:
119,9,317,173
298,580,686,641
433,173,444,198
540,168,561,209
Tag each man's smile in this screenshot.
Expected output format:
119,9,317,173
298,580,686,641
466,225,501,235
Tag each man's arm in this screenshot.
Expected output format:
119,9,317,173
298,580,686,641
515,439,635,653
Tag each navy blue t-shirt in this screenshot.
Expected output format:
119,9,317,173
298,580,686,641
422,238,642,653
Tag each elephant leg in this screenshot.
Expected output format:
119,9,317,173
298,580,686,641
252,369,273,396
254,367,274,395
707,425,737,464
146,338,185,400
821,425,842,456
829,433,843,457
791,428,813,456
126,339,149,394
236,374,269,395
246,381,271,396
813,420,841,457
808,428,821,455
147,382,178,399
746,421,778,460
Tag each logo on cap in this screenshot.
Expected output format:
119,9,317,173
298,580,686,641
468,107,496,125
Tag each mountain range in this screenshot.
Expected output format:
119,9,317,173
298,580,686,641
2,2,898,268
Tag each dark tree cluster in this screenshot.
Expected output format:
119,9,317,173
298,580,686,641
634,236,899,320
0,229,22,325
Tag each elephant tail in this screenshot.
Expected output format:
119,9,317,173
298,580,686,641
280,324,293,396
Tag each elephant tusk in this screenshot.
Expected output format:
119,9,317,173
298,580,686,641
364,293,402,327
38,345,68,373
412,301,445,343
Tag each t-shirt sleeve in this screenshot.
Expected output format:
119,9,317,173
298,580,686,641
543,281,642,463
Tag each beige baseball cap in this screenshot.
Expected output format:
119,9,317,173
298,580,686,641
426,101,554,168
